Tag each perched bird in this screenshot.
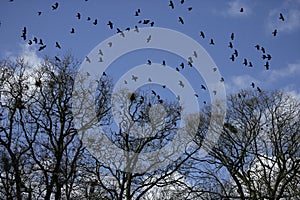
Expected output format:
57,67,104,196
98,57,103,62
76,13,81,19
243,58,248,66
125,27,130,31
107,21,113,29
38,45,46,51
93,19,98,25
70,28,75,33
228,42,233,48
178,17,184,24
132,75,138,81
220,77,225,82
194,93,198,97
52,2,58,10
272,29,277,36
210,39,215,45
240,7,244,12
146,35,151,43
55,42,61,49
102,72,107,76
265,61,270,70
230,32,234,40
179,80,184,88
279,13,285,21
200,31,205,39
169,0,174,9
148,78,152,82
176,67,180,72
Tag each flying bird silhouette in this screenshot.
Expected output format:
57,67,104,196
76,13,81,19
261,47,266,53
52,2,58,10
169,0,174,9
279,13,285,21
132,75,138,82
255,44,260,50
234,49,238,57
200,31,205,39
85,56,91,63
107,21,113,29
240,7,244,12
243,58,248,66
228,42,233,48
55,42,61,49
230,54,235,62
179,80,184,88
38,11,42,16
70,28,75,34
210,39,215,45
178,17,184,24
188,7,192,11
201,84,206,90
146,35,151,43
272,29,277,36
38,45,46,51
231,32,234,40
93,19,98,25
265,61,270,70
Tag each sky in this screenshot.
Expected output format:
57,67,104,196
0,0,300,104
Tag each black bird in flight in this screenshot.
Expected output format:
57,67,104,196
228,42,233,48
265,61,270,70
178,17,184,24
55,42,61,49
240,7,244,12
188,7,192,11
230,32,234,40
266,54,272,60
230,54,235,61
200,31,205,39
180,0,184,4
257,87,262,93
76,13,81,19
150,21,155,27
147,60,152,65
251,82,255,88
93,19,98,25
279,13,285,21
33,37,38,43
28,40,32,45
70,28,75,33
162,60,166,66
169,0,174,9
52,2,58,10
107,21,113,29
21,27,26,40
38,11,42,16
201,84,206,90
272,29,277,36
210,39,215,45
261,47,266,53
39,39,43,45
146,35,151,43
55,56,61,62
38,45,46,51
255,44,260,50
143,19,150,24
243,58,248,66
151,90,156,96
180,62,184,69
234,49,238,57
87,17,91,21
248,62,253,67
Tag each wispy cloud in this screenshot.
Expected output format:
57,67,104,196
226,74,260,93
267,0,300,33
220,0,252,17
267,61,300,81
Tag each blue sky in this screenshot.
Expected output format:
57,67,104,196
0,0,299,102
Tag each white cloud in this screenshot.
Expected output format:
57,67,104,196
267,61,300,81
267,0,300,33
226,74,260,93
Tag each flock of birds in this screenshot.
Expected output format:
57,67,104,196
11,1,288,103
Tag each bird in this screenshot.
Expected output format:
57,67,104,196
55,56,61,62
93,19,98,25
33,37,38,44
107,21,113,29
194,93,198,97
261,47,266,54
39,39,43,45
148,78,152,82
130,93,136,102
255,44,260,50
98,49,103,56
52,2,58,10
169,0,174,9
178,17,184,24
87,17,91,21
134,26,139,33
188,57,193,63
98,57,103,62
240,7,244,12
272,29,277,36
146,35,151,43
279,13,285,21
265,61,270,70
86,56,91,63
210,39,215,45
234,49,238,57
76,13,81,19
132,75,138,82
55,42,61,49
125,27,130,31
213,90,217,95
193,51,198,58
262,54,267,60
150,21,155,27
180,0,184,4
70,28,75,34
213,67,217,72
179,80,184,88
151,90,156,96
147,60,152,65
220,77,224,82
228,42,233,48
38,45,46,51
38,11,42,16
102,72,107,76
21,26,26,40
200,31,205,39
230,54,235,62
188,61,193,67
257,87,262,93
266,54,272,60
142,19,150,24
108,42,112,47
176,67,180,72
231,32,234,40
28,40,32,45
243,58,248,66
201,84,206,90
180,62,184,69
188,7,192,11
248,62,253,67
251,82,255,88
162,60,166,66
